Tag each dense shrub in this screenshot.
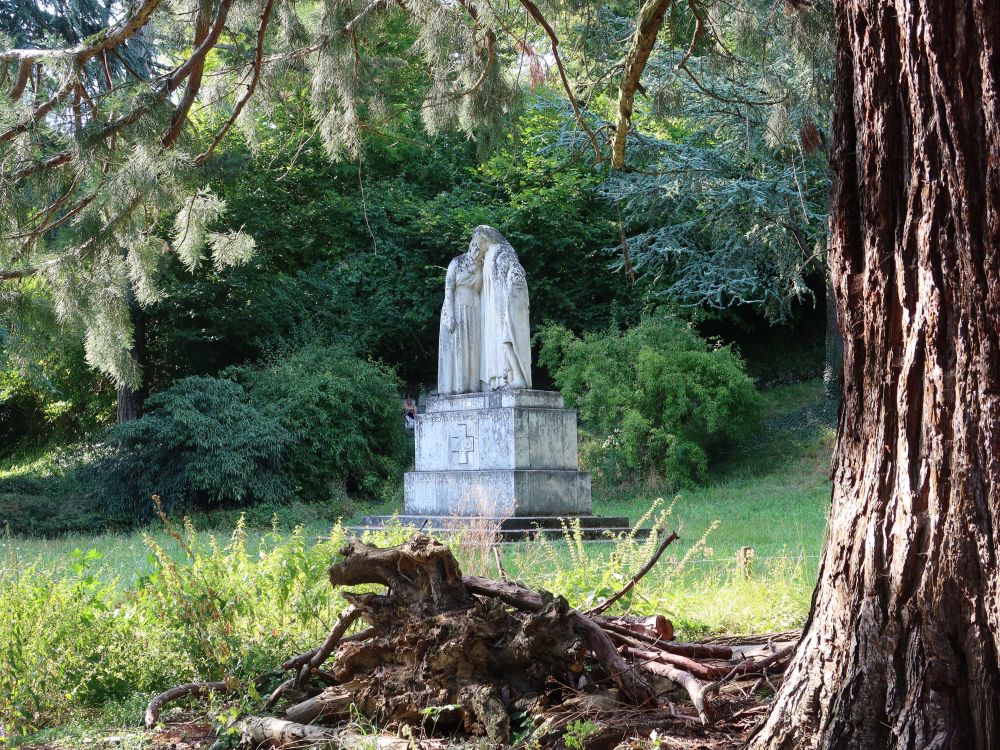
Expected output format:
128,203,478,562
230,345,407,502
536,312,761,487
99,376,293,515
96,346,405,516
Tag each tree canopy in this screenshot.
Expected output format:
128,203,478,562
1,0,833,389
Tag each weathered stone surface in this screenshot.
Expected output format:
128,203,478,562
404,469,592,517
415,391,578,472
404,388,591,517
436,226,532,394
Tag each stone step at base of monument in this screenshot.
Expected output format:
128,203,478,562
348,514,651,541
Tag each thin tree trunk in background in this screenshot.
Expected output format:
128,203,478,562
750,1,1000,748
823,268,842,401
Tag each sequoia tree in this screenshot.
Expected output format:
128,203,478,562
749,1,1000,748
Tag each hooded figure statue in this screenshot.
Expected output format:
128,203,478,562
472,225,532,391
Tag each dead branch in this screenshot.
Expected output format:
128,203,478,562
639,660,713,725
586,531,679,616
145,681,231,729
294,606,361,689
464,574,656,705
238,716,453,749
627,644,795,681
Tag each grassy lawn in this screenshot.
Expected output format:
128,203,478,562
0,380,834,741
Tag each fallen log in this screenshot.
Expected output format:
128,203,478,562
239,716,452,749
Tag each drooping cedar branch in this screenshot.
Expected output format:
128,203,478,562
611,0,673,169
9,58,33,100
195,0,277,164
452,0,496,98
0,71,78,144
517,0,603,161
4,0,234,188
163,0,219,147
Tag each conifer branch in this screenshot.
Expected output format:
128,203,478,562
163,0,214,147
452,0,495,97
9,58,33,100
611,0,674,169
0,70,78,144
0,0,164,65
517,0,603,161
196,0,276,164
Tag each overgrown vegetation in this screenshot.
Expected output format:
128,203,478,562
538,311,761,488
95,346,405,517
1,510,816,740
1,379,833,740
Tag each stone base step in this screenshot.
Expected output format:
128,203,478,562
348,514,651,541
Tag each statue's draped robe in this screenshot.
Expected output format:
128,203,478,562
437,254,482,395
480,243,532,390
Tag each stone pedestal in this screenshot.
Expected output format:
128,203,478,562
403,390,592,517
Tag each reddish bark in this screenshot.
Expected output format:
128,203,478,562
750,1,1000,748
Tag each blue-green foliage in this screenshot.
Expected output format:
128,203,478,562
537,312,761,487
98,346,404,515
100,377,292,514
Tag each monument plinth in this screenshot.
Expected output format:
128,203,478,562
404,389,592,517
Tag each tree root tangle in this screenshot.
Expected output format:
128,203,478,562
147,534,795,749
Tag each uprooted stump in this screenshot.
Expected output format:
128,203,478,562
280,535,651,742
147,533,796,749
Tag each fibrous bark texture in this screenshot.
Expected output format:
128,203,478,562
750,1,1000,749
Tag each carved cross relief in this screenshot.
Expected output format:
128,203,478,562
449,423,476,465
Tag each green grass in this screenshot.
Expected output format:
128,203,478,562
0,379,835,743
593,378,833,560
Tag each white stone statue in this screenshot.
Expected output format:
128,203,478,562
474,225,532,391
437,237,486,395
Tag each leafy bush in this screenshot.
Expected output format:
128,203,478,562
0,520,354,736
536,312,760,487
96,346,405,516
99,376,293,515
230,345,406,502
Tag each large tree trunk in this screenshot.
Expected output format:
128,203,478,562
750,1,1000,749
822,268,842,402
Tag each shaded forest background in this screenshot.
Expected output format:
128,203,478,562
0,0,834,533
